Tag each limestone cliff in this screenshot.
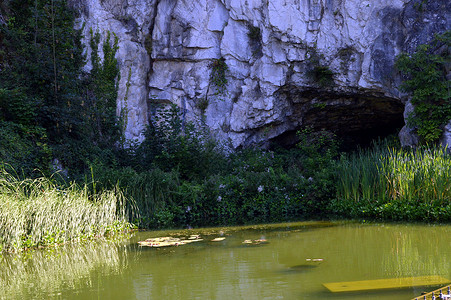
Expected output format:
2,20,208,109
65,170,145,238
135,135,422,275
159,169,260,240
74,0,450,148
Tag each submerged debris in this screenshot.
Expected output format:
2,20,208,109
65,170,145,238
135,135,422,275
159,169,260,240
211,237,226,242
242,238,268,245
138,234,267,248
306,258,323,262
138,236,203,248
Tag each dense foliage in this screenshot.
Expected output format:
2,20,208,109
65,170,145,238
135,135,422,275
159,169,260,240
0,0,122,176
0,0,83,175
396,31,451,144
89,108,339,228
209,57,228,96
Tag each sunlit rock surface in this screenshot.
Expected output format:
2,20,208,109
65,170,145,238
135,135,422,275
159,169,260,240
73,0,450,148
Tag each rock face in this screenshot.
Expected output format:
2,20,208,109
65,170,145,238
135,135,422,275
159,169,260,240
74,0,451,148
441,121,451,151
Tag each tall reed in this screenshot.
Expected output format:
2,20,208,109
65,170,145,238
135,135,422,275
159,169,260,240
89,166,181,227
0,170,132,252
382,147,450,203
336,145,450,219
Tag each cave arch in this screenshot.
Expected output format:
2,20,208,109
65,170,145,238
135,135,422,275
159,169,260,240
270,87,405,150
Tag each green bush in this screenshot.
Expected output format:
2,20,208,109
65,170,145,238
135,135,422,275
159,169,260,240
86,124,341,229
308,65,334,87
209,57,228,95
396,31,451,144
0,1,125,177
136,104,227,180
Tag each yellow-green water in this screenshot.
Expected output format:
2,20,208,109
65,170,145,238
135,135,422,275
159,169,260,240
0,221,450,299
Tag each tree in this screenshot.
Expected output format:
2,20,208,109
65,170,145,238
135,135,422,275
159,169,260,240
0,0,122,175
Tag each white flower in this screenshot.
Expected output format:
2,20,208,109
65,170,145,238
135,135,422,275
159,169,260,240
217,196,222,202
186,206,192,212
257,185,264,193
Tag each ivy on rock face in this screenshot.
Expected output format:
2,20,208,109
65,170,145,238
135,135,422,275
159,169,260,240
396,31,451,144
87,29,121,149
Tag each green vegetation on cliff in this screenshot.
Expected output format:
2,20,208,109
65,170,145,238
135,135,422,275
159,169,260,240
396,31,451,144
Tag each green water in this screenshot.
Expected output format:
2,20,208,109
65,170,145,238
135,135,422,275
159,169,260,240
1,221,450,299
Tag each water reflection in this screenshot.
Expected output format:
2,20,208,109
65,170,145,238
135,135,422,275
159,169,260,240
0,238,130,300
382,224,450,278
0,222,449,300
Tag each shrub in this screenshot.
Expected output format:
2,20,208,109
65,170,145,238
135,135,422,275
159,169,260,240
395,31,451,144
136,104,226,180
0,121,51,176
247,25,261,41
308,65,334,87
209,57,228,95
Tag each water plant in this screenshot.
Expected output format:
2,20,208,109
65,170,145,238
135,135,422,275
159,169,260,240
333,143,451,221
0,170,133,252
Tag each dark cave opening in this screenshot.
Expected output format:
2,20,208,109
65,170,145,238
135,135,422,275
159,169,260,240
269,89,406,151
271,123,404,151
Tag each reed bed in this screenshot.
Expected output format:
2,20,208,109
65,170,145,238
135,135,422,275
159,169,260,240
336,145,451,220
0,170,132,252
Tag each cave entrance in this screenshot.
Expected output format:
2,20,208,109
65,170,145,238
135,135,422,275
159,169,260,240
270,89,405,151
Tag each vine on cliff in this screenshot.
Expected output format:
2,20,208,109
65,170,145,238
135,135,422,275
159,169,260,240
87,29,122,148
396,31,451,144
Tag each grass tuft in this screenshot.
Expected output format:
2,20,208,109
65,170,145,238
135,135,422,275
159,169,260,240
0,169,133,252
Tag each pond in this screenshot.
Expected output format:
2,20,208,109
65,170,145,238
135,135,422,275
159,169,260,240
0,221,450,299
